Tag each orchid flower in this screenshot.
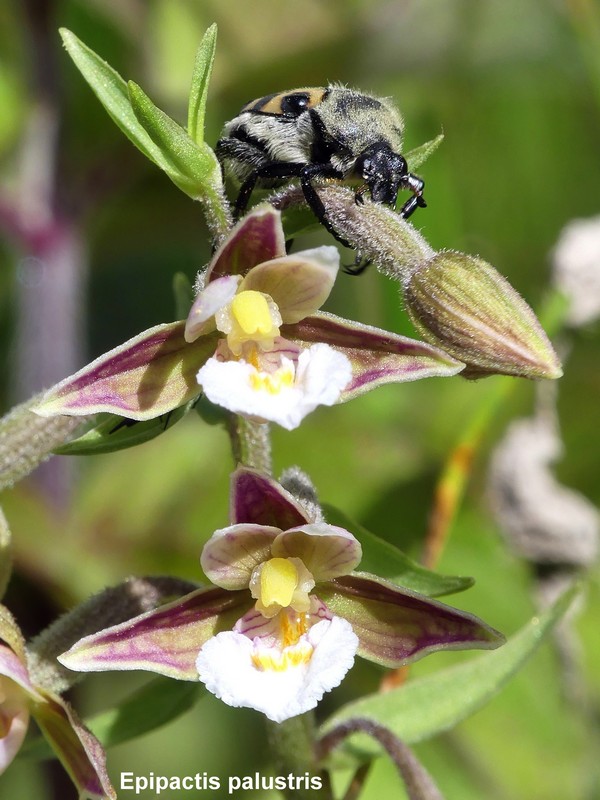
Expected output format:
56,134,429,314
58,468,502,724
34,206,463,430
0,606,114,799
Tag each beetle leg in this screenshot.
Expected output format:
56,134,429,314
399,173,426,219
232,162,306,219
299,163,353,249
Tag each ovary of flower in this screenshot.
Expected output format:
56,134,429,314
216,290,282,356
249,557,315,618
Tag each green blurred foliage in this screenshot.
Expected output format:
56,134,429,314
1,0,599,798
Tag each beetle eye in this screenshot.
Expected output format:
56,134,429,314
280,93,310,117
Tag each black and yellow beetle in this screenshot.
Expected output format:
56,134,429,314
216,86,426,251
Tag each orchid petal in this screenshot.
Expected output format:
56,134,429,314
34,323,217,420
273,524,362,581
318,573,504,668
200,524,280,589
284,311,464,396
231,467,310,528
184,275,240,342
196,616,358,723
33,691,115,800
239,246,339,323
59,588,250,680
206,205,286,282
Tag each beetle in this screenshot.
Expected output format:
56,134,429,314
216,86,426,259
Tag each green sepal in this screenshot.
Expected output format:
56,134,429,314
320,584,578,760
322,504,473,597
128,80,221,199
52,403,194,456
404,133,444,172
187,23,218,145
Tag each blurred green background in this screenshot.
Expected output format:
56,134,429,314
1,0,599,798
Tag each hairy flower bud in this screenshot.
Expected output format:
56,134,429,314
403,251,562,379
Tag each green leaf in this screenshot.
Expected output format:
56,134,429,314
128,80,220,198
59,29,222,203
89,677,204,748
323,504,473,597
321,585,578,757
187,24,218,145
404,133,444,172
53,404,192,456
59,29,175,174
20,678,203,761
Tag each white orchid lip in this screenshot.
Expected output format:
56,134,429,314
196,611,358,723
197,342,352,430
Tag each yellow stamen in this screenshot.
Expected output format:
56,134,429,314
260,558,298,608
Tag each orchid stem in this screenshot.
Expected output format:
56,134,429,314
230,415,272,475
265,713,331,800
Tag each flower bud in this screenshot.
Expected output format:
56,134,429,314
403,251,562,379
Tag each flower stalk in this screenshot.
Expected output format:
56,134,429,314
266,713,330,800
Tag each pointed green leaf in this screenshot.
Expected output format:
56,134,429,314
59,29,174,174
321,585,578,755
404,133,444,172
90,677,203,748
59,29,222,204
128,80,220,197
187,24,218,145
53,403,192,456
322,504,473,597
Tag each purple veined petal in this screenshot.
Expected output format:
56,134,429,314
34,323,219,420
185,275,240,342
200,524,280,589
58,587,251,680
32,691,116,800
206,205,286,282
283,311,464,398
231,467,311,528
239,246,339,324
272,524,362,581
317,573,504,668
